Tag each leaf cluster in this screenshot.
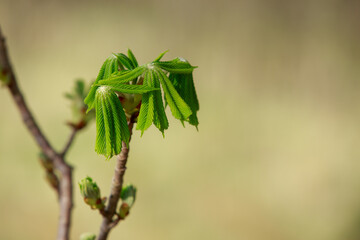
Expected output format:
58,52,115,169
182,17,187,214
84,50,199,159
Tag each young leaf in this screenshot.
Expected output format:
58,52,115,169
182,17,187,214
150,70,169,134
95,94,106,155
136,71,155,135
153,50,169,62
169,73,199,128
155,69,192,121
113,53,134,70
127,49,138,67
155,57,196,74
98,66,146,87
104,56,119,78
95,83,159,94
85,56,120,112
84,59,108,111
101,95,115,158
95,86,130,159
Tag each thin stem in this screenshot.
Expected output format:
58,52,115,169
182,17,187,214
97,120,135,240
61,127,78,157
0,26,74,240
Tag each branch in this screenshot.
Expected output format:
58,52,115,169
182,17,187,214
61,127,78,157
0,26,73,240
97,119,135,240
0,27,57,160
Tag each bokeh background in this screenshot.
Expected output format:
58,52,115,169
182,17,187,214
1,0,360,239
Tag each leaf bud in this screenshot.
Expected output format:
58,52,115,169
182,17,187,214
79,177,103,209
0,66,10,86
119,184,137,219
46,172,59,189
38,152,53,171
80,232,96,240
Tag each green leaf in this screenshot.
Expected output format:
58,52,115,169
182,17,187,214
169,73,199,128
98,66,146,87
155,57,196,74
95,86,130,159
136,69,169,135
85,56,120,112
136,71,155,135
104,56,118,78
114,53,134,70
150,70,168,134
101,94,115,157
155,68,192,121
95,93,106,155
127,49,139,67
153,50,169,62
84,59,108,111
95,83,159,94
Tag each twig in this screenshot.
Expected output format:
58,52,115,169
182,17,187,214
107,213,122,229
0,26,73,240
61,127,78,157
97,119,135,240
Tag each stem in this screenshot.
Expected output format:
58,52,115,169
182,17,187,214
0,26,75,240
61,127,78,157
97,120,134,240
56,162,73,240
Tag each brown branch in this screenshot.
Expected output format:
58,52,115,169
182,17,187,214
107,213,122,229
61,127,78,157
97,120,135,240
0,26,73,240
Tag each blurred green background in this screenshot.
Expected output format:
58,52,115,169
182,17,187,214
1,0,360,239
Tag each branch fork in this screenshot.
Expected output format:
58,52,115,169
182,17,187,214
0,27,81,240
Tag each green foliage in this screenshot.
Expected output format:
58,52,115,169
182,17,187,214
154,57,197,74
96,81,159,94
127,49,138,68
95,86,130,159
84,55,121,112
113,53,135,70
136,69,169,135
155,68,192,121
98,66,146,87
153,50,169,62
136,71,156,135
169,70,199,128
84,50,199,159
